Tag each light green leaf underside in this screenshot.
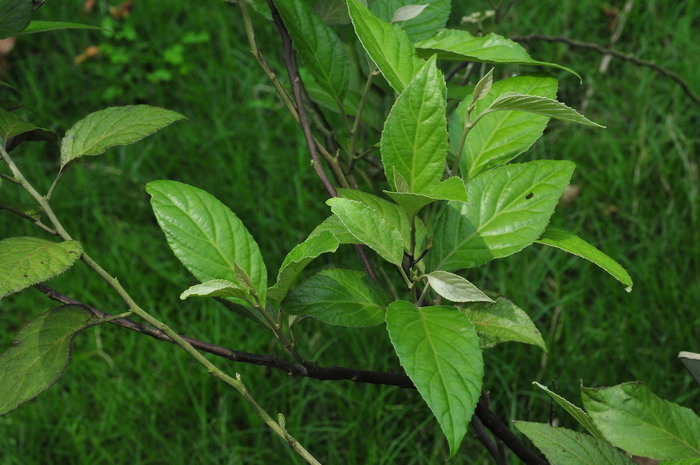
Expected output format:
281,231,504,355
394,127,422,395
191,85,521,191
461,296,546,351
415,29,579,78
450,74,558,179
147,180,268,306
0,237,82,299
180,279,251,302
338,188,427,254
0,108,55,146
0,0,32,39
284,269,388,327
487,92,603,128
385,301,483,457
582,383,700,460
20,21,102,35
385,176,467,218
381,56,448,194
537,226,633,291
275,0,349,103
533,382,603,439
425,270,493,303
60,105,185,168
309,215,358,244
268,231,339,303
370,0,451,40
429,160,575,271
347,0,424,93
0,306,97,416
327,197,404,265
515,422,635,465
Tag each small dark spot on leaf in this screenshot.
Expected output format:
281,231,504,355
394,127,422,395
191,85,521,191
23,274,29,278
525,192,534,199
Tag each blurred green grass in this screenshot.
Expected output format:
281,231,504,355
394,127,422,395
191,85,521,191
0,0,698,463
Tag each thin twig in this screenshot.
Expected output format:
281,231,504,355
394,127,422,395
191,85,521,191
511,33,700,106
35,284,548,465
471,415,502,464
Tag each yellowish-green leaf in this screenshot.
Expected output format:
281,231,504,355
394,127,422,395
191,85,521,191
60,105,186,168
425,271,493,303
486,92,603,128
180,279,252,302
386,301,483,457
385,176,467,218
0,237,82,299
536,226,632,291
533,382,604,439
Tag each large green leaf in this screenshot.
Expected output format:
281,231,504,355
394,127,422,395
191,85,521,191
274,0,349,103
147,180,268,306
60,106,185,168
0,109,56,148
385,301,483,457
486,93,603,128
429,160,575,271
425,271,492,303
582,383,700,460
515,422,636,465
536,226,633,291
381,56,448,194
327,197,404,265
369,0,451,40
338,188,427,254
450,74,557,179
660,460,700,465
533,382,604,439
0,0,32,38
0,237,82,299
347,0,424,93
415,29,579,78
461,297,546,351
268,231,339,303
19,21,102,35
385,176,467,218
0,306,97,416
284,269,388,327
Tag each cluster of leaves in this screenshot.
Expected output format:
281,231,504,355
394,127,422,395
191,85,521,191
1,0,698,462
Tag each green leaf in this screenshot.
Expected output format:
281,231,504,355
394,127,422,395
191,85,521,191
450,74,558,179
180,279,252,302
327,197,404,265
582,383,700,459
347,0,424,93
461,297,546,351
309,215,358,244
515,422,636,465
415,29,579,78
536,226,633,291
313,0,350,25
60,105,186,169
381,56,448,194
486,92,603,128
385,301,483,457
0,109,56,148
660,460,700,465
338,188,427,254
471,68,494,106
275,0,349,103
0,306,97,416
19,21,102,35
385,176,467,217
429,160,575,271
147,180,268,306
0,237,82,299
245,0,272,20
370,0,450,40
268,231,339,303
679,352,700,386
532,382,604,439
0,0,32,39
425,271,493,303
284,269,389,327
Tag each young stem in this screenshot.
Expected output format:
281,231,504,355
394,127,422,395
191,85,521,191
0,146,321,465
347,66,377,172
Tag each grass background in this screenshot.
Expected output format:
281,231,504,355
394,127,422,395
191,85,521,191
0,0,698,463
